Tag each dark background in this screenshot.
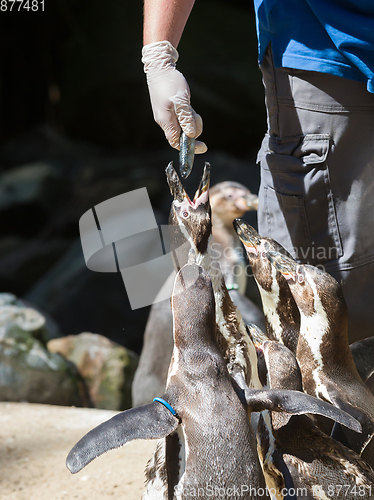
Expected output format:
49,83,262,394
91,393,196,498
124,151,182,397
0,0,266,353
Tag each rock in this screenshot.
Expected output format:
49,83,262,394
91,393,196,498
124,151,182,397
0,299,48,345
0,297,84,406
0,292,61,341
0,325,84,407
48,333,139,411
0,292,22,307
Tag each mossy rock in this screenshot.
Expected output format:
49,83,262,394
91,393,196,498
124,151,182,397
48,332,139,411
0,327,83,407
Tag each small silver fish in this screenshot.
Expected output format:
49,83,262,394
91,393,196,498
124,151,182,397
179,132,195,179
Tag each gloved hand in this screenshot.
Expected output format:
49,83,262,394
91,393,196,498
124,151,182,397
142,40,207,153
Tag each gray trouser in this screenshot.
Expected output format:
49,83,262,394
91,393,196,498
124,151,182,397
258,49,374,343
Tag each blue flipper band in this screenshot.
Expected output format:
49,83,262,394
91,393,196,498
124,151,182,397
153,397,178,417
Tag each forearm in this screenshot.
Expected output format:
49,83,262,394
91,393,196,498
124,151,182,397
142,0,206,152
143,0,195,47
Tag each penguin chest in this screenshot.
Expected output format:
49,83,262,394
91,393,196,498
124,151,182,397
179,415,260,499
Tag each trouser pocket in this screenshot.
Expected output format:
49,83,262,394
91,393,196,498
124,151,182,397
258,133,343,264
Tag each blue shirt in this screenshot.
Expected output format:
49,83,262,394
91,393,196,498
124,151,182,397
254,0,374,92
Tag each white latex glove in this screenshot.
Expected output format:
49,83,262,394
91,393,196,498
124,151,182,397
142,40,207,153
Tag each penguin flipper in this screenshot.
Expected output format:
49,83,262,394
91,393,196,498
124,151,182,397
244,389,362,433
350,336,374,383
66,401,179,474
327,390,374,451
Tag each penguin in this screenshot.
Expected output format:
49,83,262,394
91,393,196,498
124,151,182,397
252,338,374,500
266,249,374,462
165,162,260,392
234,220,374,395
67,263,361,500
67,263,266,499
132,179,264,407
234,219,300,354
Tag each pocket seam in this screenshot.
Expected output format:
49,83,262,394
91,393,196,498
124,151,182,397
264,186,312,252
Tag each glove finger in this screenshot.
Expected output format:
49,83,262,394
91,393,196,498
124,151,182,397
192,111,203,138
154,109,181,150
179,109,203,140
164,120,181,150
170,90,197,138
195,140,208,154
187,112,206,153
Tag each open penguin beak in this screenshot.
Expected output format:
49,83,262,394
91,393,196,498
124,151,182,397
267,250,298,281
234,219,262,250
166,162,189,203
166,162,210,208
193,162,210,207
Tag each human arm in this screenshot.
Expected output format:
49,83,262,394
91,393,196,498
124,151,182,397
142,0,207,152
143,0,195,47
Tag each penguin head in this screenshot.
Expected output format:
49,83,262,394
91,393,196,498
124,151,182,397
209,181,258,227
267,250,347,322
247,322,303,391
246,322,269,347
245,323,269,386
234,219,292,292
166,162,212,257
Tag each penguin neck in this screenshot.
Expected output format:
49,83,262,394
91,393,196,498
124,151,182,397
294,275,354,400
175,336,223,366
257,267,300,349
172,307,217,350
171,323,226,383
298,275,350,355
256,266,282,340
195,238,226,293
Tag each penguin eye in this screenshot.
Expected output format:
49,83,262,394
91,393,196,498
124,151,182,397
181,210,190,219
296,265,305,283
261,251,267,259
